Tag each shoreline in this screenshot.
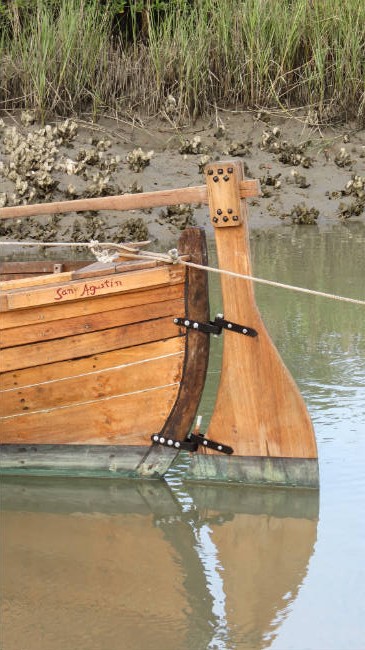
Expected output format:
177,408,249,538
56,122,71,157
0,110,364,257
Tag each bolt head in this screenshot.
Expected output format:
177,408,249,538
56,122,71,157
242,328,248,334
193,322,199,329
213,176,219,182
159,437,165,444
174,441,180,448
217,445,222,451
203,440,208,446
167,439,174,446
184,320,190,326
227,323,232,329
153,435,159,442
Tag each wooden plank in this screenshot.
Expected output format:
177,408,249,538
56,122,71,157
0,180,260,220
1,266,185,311
1,316,183,373
0,283,184,330
73,259,160,280
0,259,160,289
1,271,75,291
0,351,184,417
0,383,180,444
0,261,87,274
204,161,317,461
1,297,184,348
1,336,184,390
160,227,210,441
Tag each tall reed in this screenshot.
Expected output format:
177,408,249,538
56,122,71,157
0,0,364,123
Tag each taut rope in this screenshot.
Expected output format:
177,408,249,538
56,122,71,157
1,239,364,307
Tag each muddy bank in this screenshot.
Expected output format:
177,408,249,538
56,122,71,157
0,110,364,259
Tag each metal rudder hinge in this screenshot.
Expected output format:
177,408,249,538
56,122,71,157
173,313,257,338
151,415,233,455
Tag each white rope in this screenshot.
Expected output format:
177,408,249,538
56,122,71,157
1,239,364,306
180,259,365,307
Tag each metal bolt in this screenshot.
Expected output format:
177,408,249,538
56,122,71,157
228,167,233,173
227,208,233,214
173,318,178,323
203,440,208,446
153,435,159,442
167,439,174,446
223,216,229,222
218,168,223,174
213,176,219,182
213,216,218,223
233,215,239,221
217,209,222,215
217,313,224,318
184,320,190,326
217,445,223,451
193,322,199,329
227,323,232,329
159,437,165,444
208,169,213,175
242,328,248,334
223,175,229,181
174,441,180,448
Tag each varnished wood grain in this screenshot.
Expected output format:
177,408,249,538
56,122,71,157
0,180,259,220
1,317,182,373
1,266,185,311
0,336,185,391
0,283,184,330
1,384,180,444
0,351,183,417
160,227,210,441
1,298,184,348
204,161,317,460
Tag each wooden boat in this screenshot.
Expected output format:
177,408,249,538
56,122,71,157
1,476,318,649
0,160,319,487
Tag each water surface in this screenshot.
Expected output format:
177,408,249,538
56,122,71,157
1,222,364,650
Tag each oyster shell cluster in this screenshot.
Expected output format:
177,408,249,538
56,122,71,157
157,204,196,230
281,203,319,225
260,127,312,168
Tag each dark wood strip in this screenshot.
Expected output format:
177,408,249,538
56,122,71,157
160,227,210,441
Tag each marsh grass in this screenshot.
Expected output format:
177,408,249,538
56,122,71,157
0,0,364,123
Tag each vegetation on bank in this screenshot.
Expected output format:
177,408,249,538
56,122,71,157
0,0,364,124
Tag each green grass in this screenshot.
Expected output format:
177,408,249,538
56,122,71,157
0,0,364,123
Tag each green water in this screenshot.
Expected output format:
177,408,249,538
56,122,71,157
1,222,364,650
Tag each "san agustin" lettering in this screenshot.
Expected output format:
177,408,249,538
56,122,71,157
55,278,123,301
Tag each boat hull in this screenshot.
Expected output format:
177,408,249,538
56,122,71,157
0,228,210,478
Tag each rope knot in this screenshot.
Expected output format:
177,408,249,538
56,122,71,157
168,248,179,264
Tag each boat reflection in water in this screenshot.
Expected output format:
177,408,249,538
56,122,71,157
1,477,318,650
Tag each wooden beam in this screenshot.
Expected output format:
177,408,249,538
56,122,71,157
0,180,260,220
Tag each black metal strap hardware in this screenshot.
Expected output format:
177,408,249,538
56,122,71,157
173,314,257,338
151,433,233,455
